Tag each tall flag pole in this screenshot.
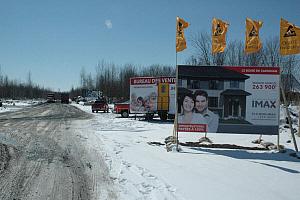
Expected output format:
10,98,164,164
245,18,263,54
212,18,229,54
280,18,300,55
175,16,189,151
279,18,300,152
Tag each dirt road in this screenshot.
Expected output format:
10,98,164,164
0,103,117,200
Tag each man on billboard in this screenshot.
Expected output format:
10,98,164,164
194,90,219,133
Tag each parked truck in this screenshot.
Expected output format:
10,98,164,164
47,93,56,103
92,98,109,113
114,100,130,117
60,93,69,104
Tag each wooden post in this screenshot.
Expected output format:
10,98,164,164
175,52,179,151
277,127,280,151
174,17,179,151
280,83,298,152
298,109,300,137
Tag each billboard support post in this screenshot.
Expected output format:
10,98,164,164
277,126,280,151
175,51,179,151
298,109,300,137
280,82,298,152
277,78,281,150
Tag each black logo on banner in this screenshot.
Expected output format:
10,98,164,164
249,26,258,37
177,22,183,37
214,23,222,36
252,100,276,108
284,25,296,37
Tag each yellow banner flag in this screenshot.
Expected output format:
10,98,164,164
176,17,189,52
212,18,229,54
245,18,263,54
280,18,300,55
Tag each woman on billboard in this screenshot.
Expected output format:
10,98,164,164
178,93,207,125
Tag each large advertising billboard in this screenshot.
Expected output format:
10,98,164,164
130,77,175,114
177,65,280,135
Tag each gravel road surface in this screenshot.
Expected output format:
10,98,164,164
0,103,117,200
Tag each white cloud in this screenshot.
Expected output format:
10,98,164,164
105,20,112,29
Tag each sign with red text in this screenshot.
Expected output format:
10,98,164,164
130,77,176,114
177,65,280,135
225,66,280,127
178,124,207,132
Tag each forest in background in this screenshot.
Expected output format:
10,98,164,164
0,68,51,99
76,35,300,101
1,34,300,101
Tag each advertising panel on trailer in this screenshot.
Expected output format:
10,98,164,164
130,76,176,120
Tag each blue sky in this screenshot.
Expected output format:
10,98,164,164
0,0,299,91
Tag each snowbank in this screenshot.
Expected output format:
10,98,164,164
0,99,43,113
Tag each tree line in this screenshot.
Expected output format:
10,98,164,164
186,33,300,92
75,61,175,101
75,34,300,102
0,67,51,99
186,33,300,103
1,33,299,102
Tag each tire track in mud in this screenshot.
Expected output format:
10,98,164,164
0,103,112,200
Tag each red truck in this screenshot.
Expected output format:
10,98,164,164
114,100,130,117
114,101,155,119
92,99,109,113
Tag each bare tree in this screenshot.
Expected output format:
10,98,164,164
80,67,87,89
212,52,226,66
188,32,300,104
226,41,239,66
190,32,229,66
185,55,199,65
0,68,51,99
261,37,282,67
190,32,212,65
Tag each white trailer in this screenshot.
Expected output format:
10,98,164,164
130,76,175,120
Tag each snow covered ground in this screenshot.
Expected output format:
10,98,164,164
0,99,42,113
72,103,300,200
1,101,299,200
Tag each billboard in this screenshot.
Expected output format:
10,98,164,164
177,65,280,135
130,77,176,114
82,89,102,101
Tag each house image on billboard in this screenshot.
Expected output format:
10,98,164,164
178,65,251,122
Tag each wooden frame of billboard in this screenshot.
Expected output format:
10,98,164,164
280,81,299,152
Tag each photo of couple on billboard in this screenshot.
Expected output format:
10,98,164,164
178,88,219,133
130,92,157,112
